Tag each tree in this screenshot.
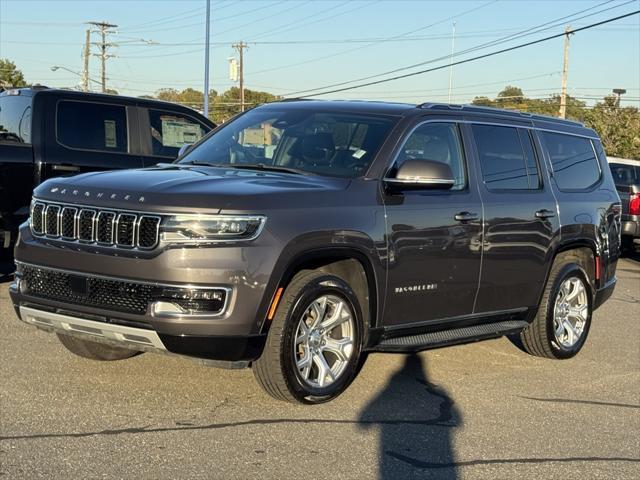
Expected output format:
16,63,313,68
0,59,27,88
584,96,640,159
471,86,639,159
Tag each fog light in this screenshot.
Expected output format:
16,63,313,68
150,287,229,318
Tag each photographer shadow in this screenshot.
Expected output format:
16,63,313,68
358,354,461,479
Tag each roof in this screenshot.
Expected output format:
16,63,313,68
262,99,417,116
0,86,207,116
608,156,640,166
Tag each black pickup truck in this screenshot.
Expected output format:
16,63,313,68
0,87,215,260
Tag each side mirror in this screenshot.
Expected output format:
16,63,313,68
177,143,194,158
384,159,455,191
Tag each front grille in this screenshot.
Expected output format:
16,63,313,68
30,200,160,250
20,265,156,314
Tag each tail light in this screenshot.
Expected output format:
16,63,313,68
630,193,640,216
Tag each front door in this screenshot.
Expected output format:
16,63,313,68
382,121,483,326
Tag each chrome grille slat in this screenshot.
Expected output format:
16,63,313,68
29,200,161,250
44,205,61,236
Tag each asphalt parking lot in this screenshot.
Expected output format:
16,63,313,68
1,257,638,479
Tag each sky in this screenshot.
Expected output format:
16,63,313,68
0,0,639,108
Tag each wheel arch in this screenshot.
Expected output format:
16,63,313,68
259,246,380,337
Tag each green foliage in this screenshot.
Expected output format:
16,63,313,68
149,86,279,124
472,86,639,159
583,96,640,159
0,59,27,88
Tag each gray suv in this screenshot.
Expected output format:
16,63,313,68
9,101,621,404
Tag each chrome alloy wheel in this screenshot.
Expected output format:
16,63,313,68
294,294,355,388
553,276,589,348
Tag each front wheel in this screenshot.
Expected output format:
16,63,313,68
519,260,592,359
253,270,364,404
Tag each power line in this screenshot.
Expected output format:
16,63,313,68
285,10,640,99
282,0,633,97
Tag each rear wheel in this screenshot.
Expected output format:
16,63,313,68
56,333,141,361
253,270,364,404
520,258,592,359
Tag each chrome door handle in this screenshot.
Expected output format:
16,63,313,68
52,164,81,172
535,209,556,219
454,212,479,222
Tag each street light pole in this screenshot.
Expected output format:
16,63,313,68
613,88,626,107
203,0,211,119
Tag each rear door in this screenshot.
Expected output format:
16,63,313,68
468,121,560,312
139,107,211,167
41,96,143,181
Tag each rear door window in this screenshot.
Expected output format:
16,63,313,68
0,94,32,144
149,109,207,157
57,100,128,153
541,132,601,191
472,124,541,190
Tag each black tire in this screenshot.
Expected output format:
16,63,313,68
56,333,141,361
253,270,364,404
519,256,592,359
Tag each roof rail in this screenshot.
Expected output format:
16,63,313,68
416,102,583,127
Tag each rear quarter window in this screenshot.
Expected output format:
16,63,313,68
541,132,601,191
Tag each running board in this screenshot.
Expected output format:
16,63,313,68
376,320,528,352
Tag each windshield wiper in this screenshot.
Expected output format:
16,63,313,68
178,161,219,167
223,163,308,175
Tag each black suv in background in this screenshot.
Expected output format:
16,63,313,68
9,101,620,404
0,87,215,259
608,157,640,252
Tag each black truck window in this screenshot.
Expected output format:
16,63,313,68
57,100,128,153
149,109,206,157
0,94,32,144
472,124,541,191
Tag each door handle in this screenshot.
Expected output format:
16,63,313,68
52,165,81,172
535,209,556,219
454,212,479,222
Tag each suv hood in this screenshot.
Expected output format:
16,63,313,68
33,165,352,213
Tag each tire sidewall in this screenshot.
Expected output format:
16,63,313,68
546,263,593,359
281,274,364,403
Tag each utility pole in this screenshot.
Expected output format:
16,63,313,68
203,0,211,119
448,22,456,104
559,25,572,119
82,29,91,92
89,21,117,93
232,42,248,112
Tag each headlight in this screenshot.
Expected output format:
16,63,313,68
160,214,266,244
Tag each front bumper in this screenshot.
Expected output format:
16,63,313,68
11,288,265,365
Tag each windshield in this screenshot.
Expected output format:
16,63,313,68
178,107,396,178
